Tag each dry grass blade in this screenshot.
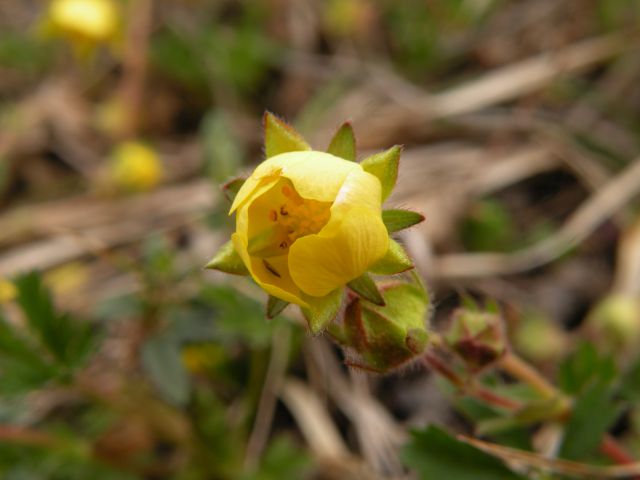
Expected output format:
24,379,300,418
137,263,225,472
427,33,631,118
279,378,349,461
459,434,640,478
435,158,640,279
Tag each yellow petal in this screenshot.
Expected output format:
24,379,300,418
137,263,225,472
229,174,280,215
288,170,388,297
232,232,308,307
272,151,359,202
230,151,359,214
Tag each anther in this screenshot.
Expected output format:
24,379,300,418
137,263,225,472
269,210,278,221
280,205,288,216
279,241,288,249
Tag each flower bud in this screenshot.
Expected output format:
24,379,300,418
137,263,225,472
444,308,506,371
513,313,566,363
109,141,163,192
0,279,16,304
585,294,640,350
44,0,119,54
329,280,430,373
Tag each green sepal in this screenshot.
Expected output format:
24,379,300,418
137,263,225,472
266,296,289,319
360,145,401,201
302,288,343,335
340,282,431,373
222,177,246,202
370,239,414,275
382,209,424,233
264,111,310,158
327,122,356,161
347,273,385,306
205,240,249,275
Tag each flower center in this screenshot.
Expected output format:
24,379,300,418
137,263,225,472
273,184,331,246
247,181,331,258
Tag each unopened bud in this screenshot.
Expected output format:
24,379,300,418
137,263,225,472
329,280,430,373
513,313,566,363
0,279,16,304
445,308,506,370
108,141,163,192
585,294,640,350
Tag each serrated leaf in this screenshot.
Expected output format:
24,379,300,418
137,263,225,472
327,122,356,161
402,426,527,480
267,296,289,319
348,273,385,306
302,288,343,335
222,177,246,202
264,111,310,158
14,272,95,367
382,209,425,233
559,381,621,461
360,145,401,201
370,239,413,275
558,342,616,395
205,240,249,275
201,284,281,347
142,333,191,406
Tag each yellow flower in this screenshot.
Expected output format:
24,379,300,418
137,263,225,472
207,113,424,333
47,0,119,45
109,141,163,192
0,279,16,304
231,151,389,306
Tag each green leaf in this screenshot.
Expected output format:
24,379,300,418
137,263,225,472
382,209,425,233
0,313,56,395
302,288,343,335
14,272,95,368
222,177,246,202
326,122,356,161
558,342,616,394
200,284,283,347
559,381,621,460
370,239,414,275
266,296,289,319
360,145,401,201
205,240,249,275
141,333,191,406
347,273,385,306
557,344,620,460
264,112,310,158
403,426,527,480
240,435,313,480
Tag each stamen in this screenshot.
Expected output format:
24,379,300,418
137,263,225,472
279,241,288,249
280,205,288,216
269,210,278,221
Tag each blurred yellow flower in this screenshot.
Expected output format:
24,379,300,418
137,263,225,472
230,151,388,307
110,141,163,192
47,0,119,45
0,279,16,304
44,262,89,297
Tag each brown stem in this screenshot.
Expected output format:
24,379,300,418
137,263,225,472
0,425,55,447
601,434,640,479
425,349,638,468
423,352,521,410
499,351,558,400
117,0,153,139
